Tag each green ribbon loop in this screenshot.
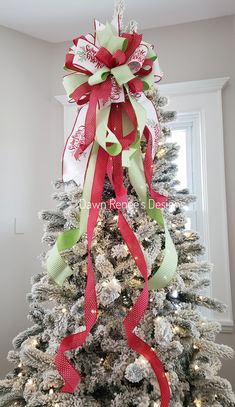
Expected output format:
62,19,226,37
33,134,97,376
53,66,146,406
142,72,155,91
148,221,178,289
88,68,110,86
95,106,122,156
96,22,127,54
63,73,89,98
47,242,75,287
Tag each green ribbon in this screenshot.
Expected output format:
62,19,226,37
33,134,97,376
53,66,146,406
95,106,122,156
96,22,128,54
47,142,99,286
63,73,89,98
128,148,178,289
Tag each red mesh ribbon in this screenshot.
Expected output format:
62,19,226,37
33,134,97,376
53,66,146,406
55,146,109,392
107,106,170,407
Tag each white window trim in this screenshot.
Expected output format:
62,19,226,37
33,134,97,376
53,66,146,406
158,77,233,333
55,77,233,333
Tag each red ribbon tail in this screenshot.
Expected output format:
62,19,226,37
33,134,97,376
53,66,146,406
118,213,170,407
56,146,109,393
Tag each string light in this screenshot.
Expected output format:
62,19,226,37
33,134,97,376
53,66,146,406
194,399,202,407
193,344,199,350
49,389,54,395
174,309,179,315
18,372,23,378
194,364,199,371
153,402,160,407
157,148,166,159
61,307,67,314
32,339,38,347
171,290,178,298
91,309,97,314
18,362,22,368
27,379,34,385
54,403,60,407
173,325,180,334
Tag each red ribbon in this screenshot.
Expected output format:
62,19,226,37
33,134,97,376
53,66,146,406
56,31,170,406
56,146,109,392
107,108,170,407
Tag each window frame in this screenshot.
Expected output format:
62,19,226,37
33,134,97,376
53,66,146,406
158,77,233,332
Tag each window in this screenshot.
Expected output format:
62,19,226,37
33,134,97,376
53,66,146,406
159,77,233,331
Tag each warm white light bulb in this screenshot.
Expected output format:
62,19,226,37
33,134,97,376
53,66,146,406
173,325,180,334
61,307,67,314
194,364,199,371
49,388,54,395
27,379,33,385
18,372,23,378
194,399,202,407
171,290,178,298
32,339,38,347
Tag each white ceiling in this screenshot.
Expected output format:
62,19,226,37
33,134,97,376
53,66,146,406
0,0,235,43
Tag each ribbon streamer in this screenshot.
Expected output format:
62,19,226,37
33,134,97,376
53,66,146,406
47,14,178,406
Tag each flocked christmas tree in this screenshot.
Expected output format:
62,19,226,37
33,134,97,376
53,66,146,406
0,2,234,407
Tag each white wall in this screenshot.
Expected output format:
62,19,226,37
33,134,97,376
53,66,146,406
0,26,63,375
0,14,234,387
